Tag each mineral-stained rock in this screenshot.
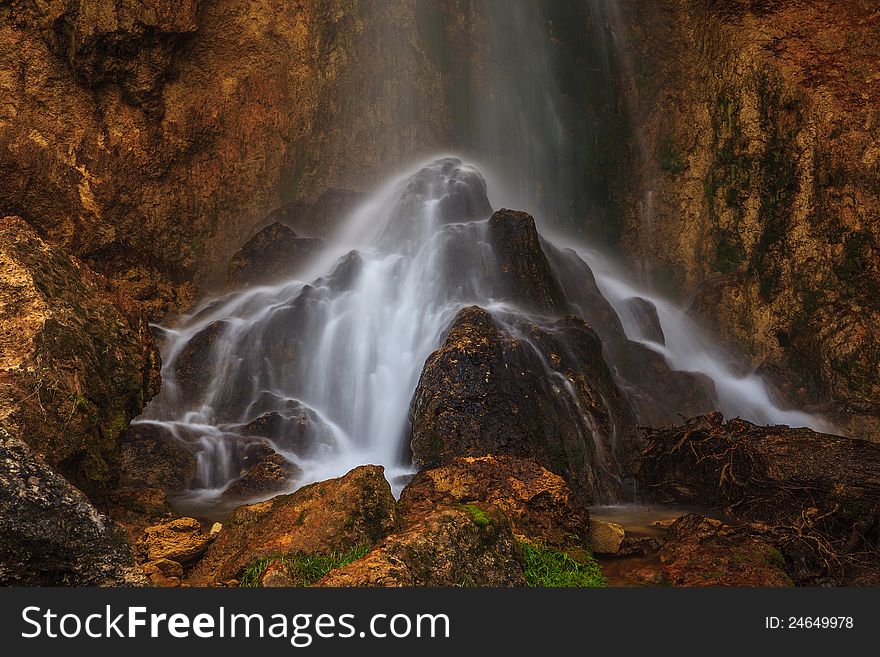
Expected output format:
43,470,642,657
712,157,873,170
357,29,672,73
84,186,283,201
614,1,880,440
226,223,324,289
398,455,589,546
45,0,201,106
410,305,636,501
317,506,526,587
0,430,146,586
589,519,625,555
659,514,792,587
187,465,396,585
0,217,160,494
138,517,213,564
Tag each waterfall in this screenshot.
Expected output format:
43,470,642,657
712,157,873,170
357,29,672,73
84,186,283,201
135,2,830,514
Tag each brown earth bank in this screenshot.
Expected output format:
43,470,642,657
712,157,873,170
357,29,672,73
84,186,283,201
614,0,880,439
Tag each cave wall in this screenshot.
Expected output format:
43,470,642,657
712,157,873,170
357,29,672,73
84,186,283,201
0,0,464,318
613,0,880,438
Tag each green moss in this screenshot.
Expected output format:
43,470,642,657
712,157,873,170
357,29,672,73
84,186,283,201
658,133,685,176
239,545,370,588
765,547,786,570
463,503,492,528
519,540,606,588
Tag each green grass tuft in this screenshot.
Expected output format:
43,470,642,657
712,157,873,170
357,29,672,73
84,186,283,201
239,544,370,587
520,541,607,587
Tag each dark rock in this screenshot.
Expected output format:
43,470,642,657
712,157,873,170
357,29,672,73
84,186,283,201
623,296,665,344
226,222,324,289
410,305,637,501
115,422,198,492
0,217,161,495
393,158,492,228
0,430,146,586
659,514,792,587
318,506,526,587
221,443,301,501
544,243,717,425
267,188,365,238
171,320,228,405
487,209,569,315
636,412,880,584
399,455,589,547
238,405,335,456
187,465,397,585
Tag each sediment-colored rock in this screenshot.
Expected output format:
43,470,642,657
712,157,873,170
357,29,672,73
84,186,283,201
187,465,396,584
138,517,213,564
589,519,626,555
398,455,589,546
317,506,526,587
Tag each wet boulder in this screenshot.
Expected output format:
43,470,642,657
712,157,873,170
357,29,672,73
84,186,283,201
623,296,665,344
659,514,792,587
170,319,228,405
543,243,717,425
187,465,397,584
487,209,569,315
115,422,198,493
398,455,589,546
0,430,146,586
318,506,526,587
226,222,324,289
221,441,301,501
0,217,161,494
264,188,364,238
410,305,636,501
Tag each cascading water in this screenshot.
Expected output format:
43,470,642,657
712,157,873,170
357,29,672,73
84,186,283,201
134,2,831,515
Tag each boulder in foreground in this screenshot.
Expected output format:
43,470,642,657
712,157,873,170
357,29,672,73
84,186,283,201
398,455,589,546
187,465,396,585
318,506,526,587
0,430,146,586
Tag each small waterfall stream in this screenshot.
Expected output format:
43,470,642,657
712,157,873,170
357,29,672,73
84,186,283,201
134,2,829,514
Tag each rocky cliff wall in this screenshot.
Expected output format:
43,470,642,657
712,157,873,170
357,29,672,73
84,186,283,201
0,0,463,317
614,0,880,438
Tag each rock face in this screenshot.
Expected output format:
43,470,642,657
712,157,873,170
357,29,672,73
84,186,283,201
318,506,526,587
0,429,146,586
0,1,471,317
410,304,635,501
0,217,160,494
226,223,324,289
614,0,880,438
398,455,589,547
636,412,880,584
187,465,396,584
659,514,792,587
